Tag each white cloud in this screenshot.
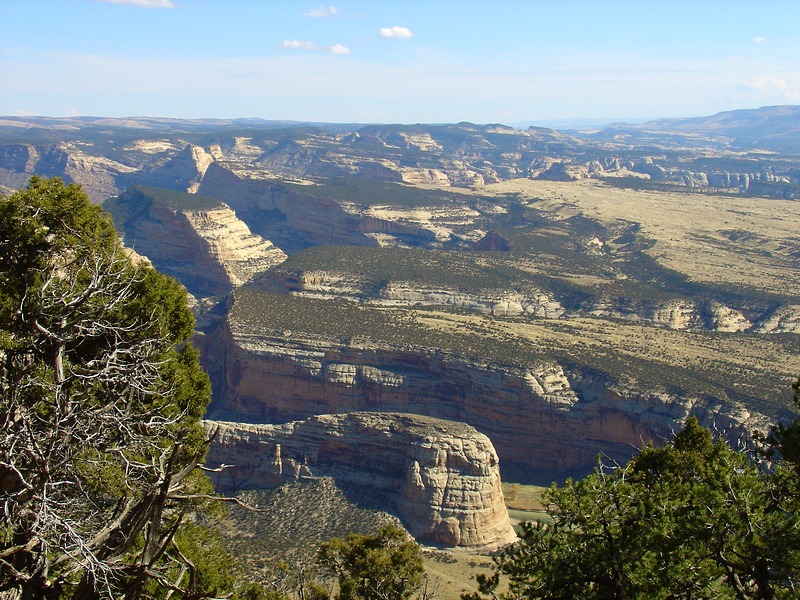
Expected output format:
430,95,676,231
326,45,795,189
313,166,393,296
96,0,177,7
753,36,767,44
379,26,414,39
281,40,350,55
304,5,339,18
282,40,319,50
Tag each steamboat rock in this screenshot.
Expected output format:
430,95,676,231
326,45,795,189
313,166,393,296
204,413,517,550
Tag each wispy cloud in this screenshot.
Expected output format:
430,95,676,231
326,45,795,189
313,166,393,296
746,76,800,102
96,0,177,7
282,40,318,50
753,36,767,44
304,5,339,18
379,26,414,39
281,40,350,55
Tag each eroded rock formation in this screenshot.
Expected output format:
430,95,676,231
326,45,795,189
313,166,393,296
203,316,765,477
252,268,566,319
586,297,753,332
106,187,286,297
253,267,790,333
204,413,517,550
138,144,215,193
197,164,436,252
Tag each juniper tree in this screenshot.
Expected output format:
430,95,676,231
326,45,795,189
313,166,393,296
0,177,223,599
317,525,425,600
464,416,800,600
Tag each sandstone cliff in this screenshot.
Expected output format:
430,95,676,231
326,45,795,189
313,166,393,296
252,266,788,334
106,186,286,297
204,413,517,550
136,143,215,193
203,311,766,477
0,142,136,201
197,163,437,252
586,297,753,332
252,268,566,319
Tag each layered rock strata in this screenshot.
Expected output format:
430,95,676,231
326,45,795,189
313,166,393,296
198,164,436,253
203,413,517,550
254,268,798,333
205,321,764,476
253,269,566,319
586,297,752,332
137,144,215,193
108,189,286,297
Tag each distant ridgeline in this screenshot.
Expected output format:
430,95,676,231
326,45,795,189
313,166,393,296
1,105,800,202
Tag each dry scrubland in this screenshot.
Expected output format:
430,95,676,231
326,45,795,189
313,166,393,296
474,179,800,297
216,479,549,599
217,479,503,600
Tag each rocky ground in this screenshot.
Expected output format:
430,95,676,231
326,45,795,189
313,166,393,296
216,478,499,600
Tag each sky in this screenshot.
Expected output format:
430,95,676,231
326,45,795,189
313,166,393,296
1,0,799,125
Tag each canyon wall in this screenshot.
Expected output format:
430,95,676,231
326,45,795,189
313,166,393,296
254,268,800,334
198,164,435,253
203,319,763,478
106,187,286,298
204,413,517,549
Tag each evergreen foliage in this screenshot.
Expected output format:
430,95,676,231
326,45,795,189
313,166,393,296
464,416,800,599
317,525,425,600
0,177,231,599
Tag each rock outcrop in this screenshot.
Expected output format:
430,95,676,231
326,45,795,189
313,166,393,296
253,268,566,319
471,230,511,251
0,142,136,201
204,413,517,550
137,144,215,193
106,187,286,297
254,267,784,333
753,304,800,334
198,164,435,252
204,318,765,477
586,297,752,332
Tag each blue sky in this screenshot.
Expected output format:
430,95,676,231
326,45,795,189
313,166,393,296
1,0,798,124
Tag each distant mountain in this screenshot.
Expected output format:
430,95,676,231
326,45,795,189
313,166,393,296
0,115,364,139
596,105,800,153
2,107,800,203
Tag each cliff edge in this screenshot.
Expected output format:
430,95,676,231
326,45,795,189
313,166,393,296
203,412,517,550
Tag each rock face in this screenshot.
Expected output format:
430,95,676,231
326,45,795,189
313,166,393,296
254,267,786,333
471,230,511,251
137,144,215,193
586,298,752,332
106,187,286,297
0,142,136,201
198,164,435,253
182,207,286,288
753,304,800,334
204,413,517,550
204,320,763,477
253,268,567,319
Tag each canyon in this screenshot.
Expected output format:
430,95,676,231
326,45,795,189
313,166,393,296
2,106,800,203
3,107,799,550
203,316,765,477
